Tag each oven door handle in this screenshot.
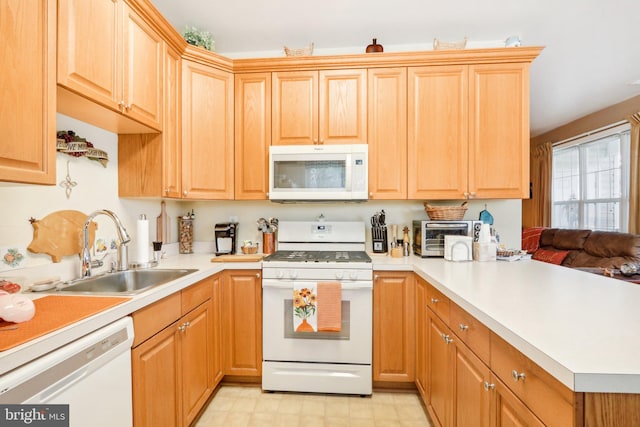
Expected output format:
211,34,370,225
262,281,372,290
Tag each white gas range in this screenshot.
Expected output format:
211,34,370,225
261,221,373,395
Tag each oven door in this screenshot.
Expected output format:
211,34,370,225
262,279,372,364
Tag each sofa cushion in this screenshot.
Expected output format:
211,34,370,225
532,248,570,265
522,227,546,253
539,229,557,247
551,229,591,250
583,231,640,258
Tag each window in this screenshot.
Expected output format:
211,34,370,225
551,123,631,232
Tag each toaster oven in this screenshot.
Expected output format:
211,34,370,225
412,220,483,257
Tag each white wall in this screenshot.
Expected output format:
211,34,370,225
0,114,522,281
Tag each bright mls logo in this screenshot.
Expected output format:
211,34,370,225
1,405,69,426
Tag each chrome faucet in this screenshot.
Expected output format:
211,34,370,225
81,209,131,278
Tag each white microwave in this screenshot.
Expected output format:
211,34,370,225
268,144,368,202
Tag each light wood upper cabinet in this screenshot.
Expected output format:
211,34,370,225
368,68,407,199
373,271,415,383
408,63,530,200
408,65,468,200
272,69,366,145
57,0,162,132
162,46,182,198
0,0,56,185
235,73,271,199
468,63,529,199
182,60,234,199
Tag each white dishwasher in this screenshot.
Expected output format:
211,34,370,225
0,317,134,427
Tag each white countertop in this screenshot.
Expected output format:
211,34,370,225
2,252,640,394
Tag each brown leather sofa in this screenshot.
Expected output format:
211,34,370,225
536,228,640,269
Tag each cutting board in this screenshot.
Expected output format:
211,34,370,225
0,295,129,351
211,254,267,262
28,210,97,263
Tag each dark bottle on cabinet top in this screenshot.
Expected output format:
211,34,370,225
366,38,384,53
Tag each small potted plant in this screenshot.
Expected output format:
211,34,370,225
182,26,215,52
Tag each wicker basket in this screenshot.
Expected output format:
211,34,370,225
424,202,468,220
284,43,314,57
241,245,258,254
433,37,467,50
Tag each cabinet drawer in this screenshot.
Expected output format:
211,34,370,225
182,278,213,315
427,283,450,323
132,292,181,347
450,302,490,364
490,333,579,427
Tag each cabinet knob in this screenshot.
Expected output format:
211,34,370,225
256,273,261,278
442,333,454,344
430,298,439,304
458,323,469,331
125,104,132,111
118,100,125,111
469,192,476,198
374,274,379,281
183,190,188,196
483,381,495,391
319,139,324,144
463,192,469,198
511,370,526,382
313,139,318,144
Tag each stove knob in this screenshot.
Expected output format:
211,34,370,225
349,271,358,280
335,271,344,280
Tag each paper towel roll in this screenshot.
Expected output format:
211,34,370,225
136,215,150,263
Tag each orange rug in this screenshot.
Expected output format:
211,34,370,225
0,295,130,351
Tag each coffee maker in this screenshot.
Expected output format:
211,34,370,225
214,222,238,255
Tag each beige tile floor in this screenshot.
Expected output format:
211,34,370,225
195,385,434,427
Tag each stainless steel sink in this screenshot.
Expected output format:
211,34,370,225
56,268,198,295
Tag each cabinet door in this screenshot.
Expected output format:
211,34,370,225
468,63,529,199
181,301,213,427
182,60,234,199
415,276,428,400
162,45,182,198
235,73,271,199
0,0,56,184
491,375,545,427
57,0,120,110
373,272,415,382
210,274,224,387
121,3,163,130
428,309,453,427
272,71,318,145
132,321,182,427
222,270,262,376
408,66,468,200
453,339,491,427
319,69,367,144
368,68,407,199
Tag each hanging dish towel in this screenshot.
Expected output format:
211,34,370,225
293,284,317,333
317,282,342,332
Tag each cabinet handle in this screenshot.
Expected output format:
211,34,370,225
483,381,495,391
442,334,454,344
430,298,439,304
458,323,469,331
374,274,379,281
256,273,261,278
511,370,526,382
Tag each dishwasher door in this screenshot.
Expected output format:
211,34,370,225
0,317,134,427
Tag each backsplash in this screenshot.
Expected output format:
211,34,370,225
0,114,522,281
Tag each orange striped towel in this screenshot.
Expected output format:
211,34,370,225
317,282,342,332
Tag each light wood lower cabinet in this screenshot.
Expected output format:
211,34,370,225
131,275,221,427
0,0,56,184
415,276,428,400
222,270,262,377
373,271,415,383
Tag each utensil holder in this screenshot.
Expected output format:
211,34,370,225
178,218,193,254
263,232,276,255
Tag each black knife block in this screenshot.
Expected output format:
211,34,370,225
371,226,388,253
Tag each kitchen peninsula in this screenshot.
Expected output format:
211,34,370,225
1,254,639,426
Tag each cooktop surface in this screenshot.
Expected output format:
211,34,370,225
263,250,372,263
